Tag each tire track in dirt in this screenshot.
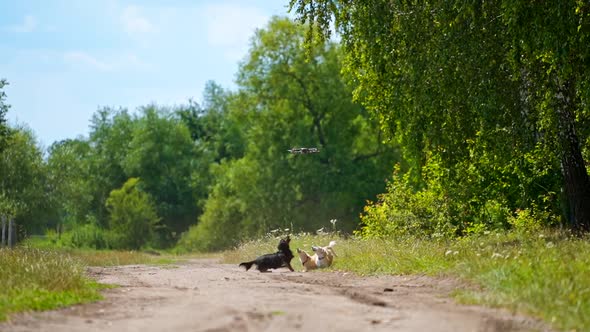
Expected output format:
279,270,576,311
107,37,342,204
1,259,552,332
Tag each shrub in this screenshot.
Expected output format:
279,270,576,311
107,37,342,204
507,205,558,233
106,178,160,249
356,165,455,238
61,222,109,249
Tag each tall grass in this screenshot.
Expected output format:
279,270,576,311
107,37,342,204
55,248,173,266
451,232,590,331
22,236,175,266
0,242,175,321
223,230,590,331
0,248,102,321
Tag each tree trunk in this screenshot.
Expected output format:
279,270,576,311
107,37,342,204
1,215,5,247
8,218,14,247
556,78,590,232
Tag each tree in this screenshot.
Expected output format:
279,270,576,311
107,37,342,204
176,82,247,231
86,107,135,226
106,178,159,249
0,79,12,153
500,1,590,231
0,127,49,234
235,17,397,232
179,17,399,251
122,105,199,242
289,0,590,232
46,139,93,232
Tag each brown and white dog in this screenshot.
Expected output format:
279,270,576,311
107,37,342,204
296,240,337,272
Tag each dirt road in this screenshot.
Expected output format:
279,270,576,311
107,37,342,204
2,259,551,332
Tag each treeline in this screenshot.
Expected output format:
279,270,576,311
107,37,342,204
3,2,590,251
0,18,398,250
290,0,590,236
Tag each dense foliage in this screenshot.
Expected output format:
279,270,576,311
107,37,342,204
0,79,10,153
1,18,398,250
289,0,590,236
3,2,590,250
0,128,48,234
178,18,398,251
105,178,159,249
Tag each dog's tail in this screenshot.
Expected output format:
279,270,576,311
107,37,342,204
327,240,337,256
239,261,255,271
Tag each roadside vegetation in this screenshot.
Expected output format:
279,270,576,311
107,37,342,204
224,230,590,332
0,247,101,321
1,2,590,331
0,243,173,321
1,12,588,252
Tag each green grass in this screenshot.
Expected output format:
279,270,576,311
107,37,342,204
0,248,103,321
0,243,178,321
21,236,177,266
222,230,590,331
59,248,174,266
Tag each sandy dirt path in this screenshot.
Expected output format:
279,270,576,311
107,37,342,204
2,259,551,332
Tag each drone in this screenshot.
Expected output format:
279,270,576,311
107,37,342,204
287,147,320,154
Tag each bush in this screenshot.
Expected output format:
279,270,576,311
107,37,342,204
106,178,160,249
507,205,558,233
356,165,455,238
61,222,109,249
176,210,242,253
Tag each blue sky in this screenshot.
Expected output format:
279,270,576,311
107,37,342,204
1,0,292,147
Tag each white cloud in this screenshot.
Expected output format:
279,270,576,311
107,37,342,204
121,5,155,35
64,51,112,71
6,15,38,33
202,3,269,61
120,53,151,70
63,51,151,72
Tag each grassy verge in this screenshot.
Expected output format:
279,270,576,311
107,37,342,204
0,248,103,321
0,242,177,322
56,248,175,266
22,236,178,266
222,230,589,331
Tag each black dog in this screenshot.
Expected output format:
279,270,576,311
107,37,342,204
239,236,295,272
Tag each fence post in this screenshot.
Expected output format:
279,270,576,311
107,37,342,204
8,217,14,248
1,215,5,247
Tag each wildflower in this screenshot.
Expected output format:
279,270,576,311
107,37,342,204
445,250,459,256
330,219,338,230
